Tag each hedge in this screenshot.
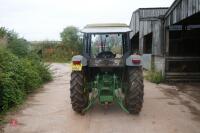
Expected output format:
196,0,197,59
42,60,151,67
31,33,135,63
0,48,52,112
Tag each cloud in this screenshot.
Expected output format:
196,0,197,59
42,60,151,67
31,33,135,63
0,0,174,41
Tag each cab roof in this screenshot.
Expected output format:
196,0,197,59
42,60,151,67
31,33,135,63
81,23,131,33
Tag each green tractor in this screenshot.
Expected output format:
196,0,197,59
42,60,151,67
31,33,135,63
70,23,144,114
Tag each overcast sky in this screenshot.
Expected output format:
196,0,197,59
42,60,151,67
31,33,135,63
0,0,174,41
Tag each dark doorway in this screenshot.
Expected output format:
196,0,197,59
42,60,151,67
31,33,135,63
169,28,200,57
166,24,200,80
130,32,139,54
143,33,152,54
168,27,200,73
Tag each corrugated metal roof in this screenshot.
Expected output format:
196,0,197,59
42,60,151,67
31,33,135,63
85,23,129,28
82,23,131,33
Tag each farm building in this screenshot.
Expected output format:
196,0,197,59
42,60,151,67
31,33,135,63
164,0,200,81
130,0,200,81
130,8,168,71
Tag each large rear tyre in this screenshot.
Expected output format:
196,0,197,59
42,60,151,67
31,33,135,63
70,71,89,113
125,67,144,114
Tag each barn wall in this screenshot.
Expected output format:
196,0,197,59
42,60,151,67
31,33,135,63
152,19,164,56
139,19,164,55
165,0,200,27
130,8,168,71
139,19,164,70
130,10,140,38
140,8,168,18
142,54,152,70
130,8,168,39
154,56,165,74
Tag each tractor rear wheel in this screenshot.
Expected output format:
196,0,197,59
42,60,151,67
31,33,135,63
125,67,144,114
70,71,89,113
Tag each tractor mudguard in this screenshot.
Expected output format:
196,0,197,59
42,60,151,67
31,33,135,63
72,55,88,66
126,54,142,66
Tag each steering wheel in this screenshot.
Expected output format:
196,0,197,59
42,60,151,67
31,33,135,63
96,51,116,58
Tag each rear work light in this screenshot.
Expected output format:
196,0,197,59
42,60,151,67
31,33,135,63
73,60,81,65
132,59,141,64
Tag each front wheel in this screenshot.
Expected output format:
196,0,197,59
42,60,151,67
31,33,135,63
125,67,144,114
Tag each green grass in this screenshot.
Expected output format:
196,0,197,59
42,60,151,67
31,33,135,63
145,70,164,84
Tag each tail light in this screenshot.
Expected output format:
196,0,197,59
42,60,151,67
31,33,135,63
132,59,141,64
73,60,81,65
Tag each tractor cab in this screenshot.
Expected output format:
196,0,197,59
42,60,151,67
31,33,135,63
80,24,135,67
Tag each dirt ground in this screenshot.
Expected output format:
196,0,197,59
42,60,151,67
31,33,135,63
2,63,200,133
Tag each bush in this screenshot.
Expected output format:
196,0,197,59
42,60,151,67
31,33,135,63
26,53,52,82
0,49,26,111
145,70,164,84
21,59,42,93
37,63,52,82
0,27,52,113
0,72,25,111
0,48,52,112
7,38,30,57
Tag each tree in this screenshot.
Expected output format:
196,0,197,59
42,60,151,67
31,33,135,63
0,27,30,57
6,30,18,43
0,27,7,38
7,38,30,57
60,26,82,55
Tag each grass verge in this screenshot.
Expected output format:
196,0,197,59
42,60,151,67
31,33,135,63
145,70,164,84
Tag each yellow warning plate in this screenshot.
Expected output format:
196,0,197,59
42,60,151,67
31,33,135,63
72,64,82,71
